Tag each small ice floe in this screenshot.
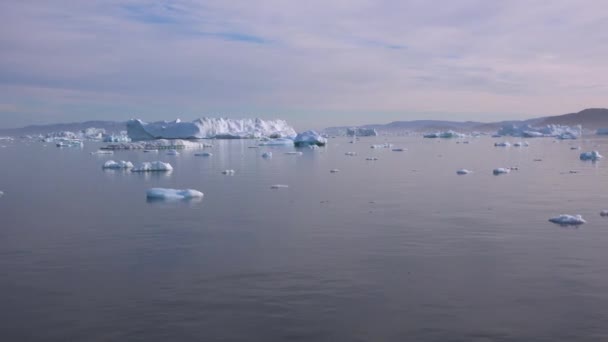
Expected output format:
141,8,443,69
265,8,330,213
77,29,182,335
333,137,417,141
166,149,180,156
600,210,608,217
143,149,158,153
285,151,303,155
262,152,272,158
371,143,393,149
194,152,213,157
330,169,340,173
345,152,357,156
570,146,580,150
392,148,406,152
366,157,379,161
494,142,511,147
513,141,529,147
580,151,602,161
493,168,511,175
548,214,586,225
102,160,134,169
456,169,472,175
146,188,203,200
221,169,235,175
270,184,289,189
132,161,173,172
90,150,113,155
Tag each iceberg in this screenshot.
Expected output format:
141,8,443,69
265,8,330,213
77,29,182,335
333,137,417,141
132,161,173,172
423,130,466,138
91,150,114,155
366,157,379,161
262,152,272,158
194,152,212,157
56,139,83,148
127,118,297,140
166,149,179,155
0,190,3,197
258,138,294,146
347,127,378,137
494,142,510,147
580,151,602,161
102,133,131,143
103,139,207,150
270,184,289,189
601,210,608,217
548,214,586,225
221,169,235,175
285,151,303,155
146,188,204,200
493,168,510,175
294,130,327,147
456,169,472,175
497,124,581,139
103,160,134,169
513,141,529,147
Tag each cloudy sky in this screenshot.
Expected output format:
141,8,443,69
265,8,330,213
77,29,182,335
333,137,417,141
1,0,607,129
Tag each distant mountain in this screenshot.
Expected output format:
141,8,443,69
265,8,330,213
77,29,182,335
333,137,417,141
0,121,127,136
324,108,608,134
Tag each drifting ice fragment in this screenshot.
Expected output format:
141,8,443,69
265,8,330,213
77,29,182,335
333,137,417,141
143,149,158,153
0,191,3,197
166,149,180,155
262,152,272,158
221,169,235,175
258,138,294,146
285,151,303,155
570,147,580,150
456,169,472,175
494,142,510,147
345,152,357,156
579,151,602,161
102,160,134,169
392,148,406,152
366,157,379,161
548,214,586,225
600,210,608,217
493,168,510,175
146,188,203,200
330,169,340,173
132,161,173,172
91,150,114,155
194,152,213,157
270,184,289,189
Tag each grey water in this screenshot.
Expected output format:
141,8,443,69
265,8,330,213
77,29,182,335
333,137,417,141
2,136,608,341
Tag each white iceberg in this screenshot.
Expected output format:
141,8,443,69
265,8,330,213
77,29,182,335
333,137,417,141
103,160,134,169
146,188,203,200
493,168,511,175
103,139,206,150
127,118,296,140
102,133,131,143
194,152,213,157
132,161,173,172
347,127,378,137
497,124,581,139
423,130,466,139
262,152,272,158
456,169,472,175
294,130,327,147
548,214,586,225
579,151,602,161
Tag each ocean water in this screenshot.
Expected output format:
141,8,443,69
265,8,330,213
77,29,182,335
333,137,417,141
2,136,608,341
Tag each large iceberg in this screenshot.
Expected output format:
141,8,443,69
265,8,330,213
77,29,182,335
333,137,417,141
347,127,378,137
497,124,581,139
294,130,327,147
423,130,466,138
146,188,204,200
127,118,297,140
102,139,206,150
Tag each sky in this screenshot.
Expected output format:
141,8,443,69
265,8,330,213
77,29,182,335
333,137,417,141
1,0,607,130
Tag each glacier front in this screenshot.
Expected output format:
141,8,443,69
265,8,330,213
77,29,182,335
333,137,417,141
127,118,297,141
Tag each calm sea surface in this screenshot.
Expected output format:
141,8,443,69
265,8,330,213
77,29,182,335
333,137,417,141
2,136,608,341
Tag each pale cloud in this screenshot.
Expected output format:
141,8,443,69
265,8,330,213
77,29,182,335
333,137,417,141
1,0,607,128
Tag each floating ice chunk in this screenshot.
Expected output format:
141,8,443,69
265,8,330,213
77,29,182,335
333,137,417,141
309,145,320,150
132,161,173,172
548,214,586,225
146,188,203,200
600,210,608,217
270,184,289,189
143,149,158,153
330,169,340,173
392,148,406,152
0,191,3,197
456,169,472,175
56,139,83,148
570,146,580,150
423,130,466,138
371,143,393,149
494,142,511,147
294,130,327,146
102,160,134,169
579,151,602,161
497,124,581,139
345,152,357,156
91,150,114,155
258,138,294,146
194,152,212,157
248,146,259,149
221,169,235,175
493,168,511,175
285,151,303,155
262,152,273,158
513,142,529,147
366,157,379,161
166,149,179,155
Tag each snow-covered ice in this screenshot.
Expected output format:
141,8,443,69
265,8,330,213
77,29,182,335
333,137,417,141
146,188,204,200
103,160,134,169
548,214,586,225
294,130,327,147
580,151,602,161
456,169,472,175
132,161,173,172
127,118,297,140
493,168,511,175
